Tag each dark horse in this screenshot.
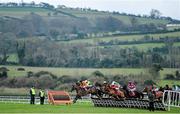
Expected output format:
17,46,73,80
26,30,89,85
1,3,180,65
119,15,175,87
71,82,102,103
123,85,144,99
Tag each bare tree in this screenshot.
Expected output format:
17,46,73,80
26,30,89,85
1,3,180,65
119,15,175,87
150,9,162,18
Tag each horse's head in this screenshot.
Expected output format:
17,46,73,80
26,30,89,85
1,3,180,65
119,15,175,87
71,82,80,92
71,84,75,92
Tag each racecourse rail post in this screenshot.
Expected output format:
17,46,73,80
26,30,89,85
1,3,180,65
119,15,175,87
162,90,180,111
168,91,170,111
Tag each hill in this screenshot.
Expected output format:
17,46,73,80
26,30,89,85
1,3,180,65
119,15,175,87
0,7,171,24
0,6,180,68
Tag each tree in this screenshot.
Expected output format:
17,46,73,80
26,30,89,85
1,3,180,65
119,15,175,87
49,29,59,40
1,71,8,78
16,42,26,64
0,48,9,65
150,9,161,18
96,16,125,32
130,17,138,27
92,70,104,77
175,70,180,80
149,63,163,80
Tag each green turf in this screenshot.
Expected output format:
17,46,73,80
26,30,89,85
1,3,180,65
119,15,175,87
0,102,179,113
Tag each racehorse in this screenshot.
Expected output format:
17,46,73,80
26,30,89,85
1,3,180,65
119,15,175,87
123,85,144,99
71,82,102,103
100,83,125,100
143,87,163,101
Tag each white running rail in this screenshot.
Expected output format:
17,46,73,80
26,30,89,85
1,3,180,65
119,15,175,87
162,90,180,111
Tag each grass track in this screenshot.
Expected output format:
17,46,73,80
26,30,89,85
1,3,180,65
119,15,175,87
0,103,179,113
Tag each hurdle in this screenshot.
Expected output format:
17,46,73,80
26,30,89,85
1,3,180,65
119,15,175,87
47,90,72,105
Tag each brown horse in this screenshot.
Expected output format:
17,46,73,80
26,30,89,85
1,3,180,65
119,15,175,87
122,85,144,99
71,82,102,103
143,87,163,101
101,83,125,100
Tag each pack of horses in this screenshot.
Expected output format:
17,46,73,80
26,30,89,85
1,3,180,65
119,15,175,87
71,82,169,103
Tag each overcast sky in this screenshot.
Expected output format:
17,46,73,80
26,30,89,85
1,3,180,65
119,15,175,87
0,0,179,20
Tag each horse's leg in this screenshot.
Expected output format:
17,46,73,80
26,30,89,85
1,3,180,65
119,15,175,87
98,90,103,98
136,91,141,99
73,96,78,103
141,92,144,99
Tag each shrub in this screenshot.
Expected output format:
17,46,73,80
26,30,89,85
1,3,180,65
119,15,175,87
37,75,57,89
92,70,104,77
0,71,8,79
33,71,57,79
175,70,180,80
17,68,25,71
27,71,34,77
144,80,156,86
58,75,78,84
164,74,175,80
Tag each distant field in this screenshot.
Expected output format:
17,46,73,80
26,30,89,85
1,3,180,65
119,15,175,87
0,102,179,113
1,65,145,77
1,65,179,79
0,7,53,17
0,7,170,26
97,42,180,51
58,8,170,25
60,31,180,44
0,65,179,96
167,26,180,31
7,54,19,63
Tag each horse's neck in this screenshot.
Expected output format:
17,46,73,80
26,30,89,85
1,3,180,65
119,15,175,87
75,86,81,93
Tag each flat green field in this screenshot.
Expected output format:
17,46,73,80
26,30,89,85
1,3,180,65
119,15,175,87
0,103,179,113
1,65,179,78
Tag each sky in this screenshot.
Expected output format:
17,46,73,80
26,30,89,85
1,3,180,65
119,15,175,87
0,0,179,20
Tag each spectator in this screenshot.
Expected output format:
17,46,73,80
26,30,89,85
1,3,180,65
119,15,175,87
39,89,45,105
30,86,36,104
148,89,155,111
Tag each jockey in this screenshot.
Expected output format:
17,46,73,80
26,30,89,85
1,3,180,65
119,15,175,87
80,80,91,90
127,81,136,92
111,81,120,90
110,81,121,94
85,80,91,87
